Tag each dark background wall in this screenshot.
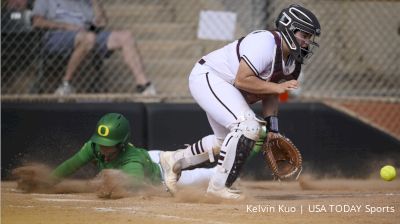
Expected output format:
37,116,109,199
2,103,147,178
2,102,400,179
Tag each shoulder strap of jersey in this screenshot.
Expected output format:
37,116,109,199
270,31,302,82
236,36,245,61
292,61,302,79
270,31,283,76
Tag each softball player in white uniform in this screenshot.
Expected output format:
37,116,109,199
161,4,321,199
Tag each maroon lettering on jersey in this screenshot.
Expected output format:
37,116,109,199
269,31,301,83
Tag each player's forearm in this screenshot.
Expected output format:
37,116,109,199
236,77,282,95
235,61,283,94
51,155,88,180
53,179,94,193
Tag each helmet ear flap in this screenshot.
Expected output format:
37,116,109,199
275,11,283,28
116,143,125,152
117,133,130,152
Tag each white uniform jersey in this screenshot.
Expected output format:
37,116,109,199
203,30,296,84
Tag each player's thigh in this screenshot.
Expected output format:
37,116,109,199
189,65,252,129
206,113,229,141
106,30,133,50
43,31,77,55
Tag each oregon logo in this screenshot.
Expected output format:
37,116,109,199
97,125,110,136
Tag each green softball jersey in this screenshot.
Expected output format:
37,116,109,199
51,141,162,186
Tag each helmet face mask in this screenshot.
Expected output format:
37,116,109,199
293,28,320,64
90,113,131,148
276,4,321,64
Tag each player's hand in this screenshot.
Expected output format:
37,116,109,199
95,169,132,199
267,131,281,142
12,164,56,193
276,80,299,94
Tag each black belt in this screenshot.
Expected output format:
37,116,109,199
198,58,206,65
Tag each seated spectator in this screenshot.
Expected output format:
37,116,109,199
2,0,34,31
5,0,30,11
32,0,156,96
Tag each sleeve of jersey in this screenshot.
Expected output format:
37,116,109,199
240,32,275,79
51,142,95,180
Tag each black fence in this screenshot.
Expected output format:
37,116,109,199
2,102,400,179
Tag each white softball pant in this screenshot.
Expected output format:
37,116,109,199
189,62,254,140
148,150,215,186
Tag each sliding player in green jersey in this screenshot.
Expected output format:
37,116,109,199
13,113,216,198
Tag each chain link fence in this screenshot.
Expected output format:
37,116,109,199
1,0,400,137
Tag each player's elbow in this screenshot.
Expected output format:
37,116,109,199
234,79,243,89
234,78,248,91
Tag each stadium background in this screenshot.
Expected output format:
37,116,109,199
1,1,400,224
2,0,399,138
1,0,400,176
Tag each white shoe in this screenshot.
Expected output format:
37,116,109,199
55,82,75,96
141,83,157,96
159,151,181,194
206,183,242,200
227,187,242,194
137,82,157,96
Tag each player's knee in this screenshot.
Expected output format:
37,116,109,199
237,118,261,141
116,30,134,44
77,32,96,49
86,33,96,46
229,109,262,141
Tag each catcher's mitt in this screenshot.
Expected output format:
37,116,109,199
262,134,303,180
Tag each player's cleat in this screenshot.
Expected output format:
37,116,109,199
227,187,242,194
55,81,75,96
206,182,242,200
159,151,181,194
227,178,243,194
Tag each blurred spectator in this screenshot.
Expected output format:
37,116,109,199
6,0,30,11
32,0,156,96
2,0,34,32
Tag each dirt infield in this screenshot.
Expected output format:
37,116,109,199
2,177,400,224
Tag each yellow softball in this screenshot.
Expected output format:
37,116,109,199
380,165,396,181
